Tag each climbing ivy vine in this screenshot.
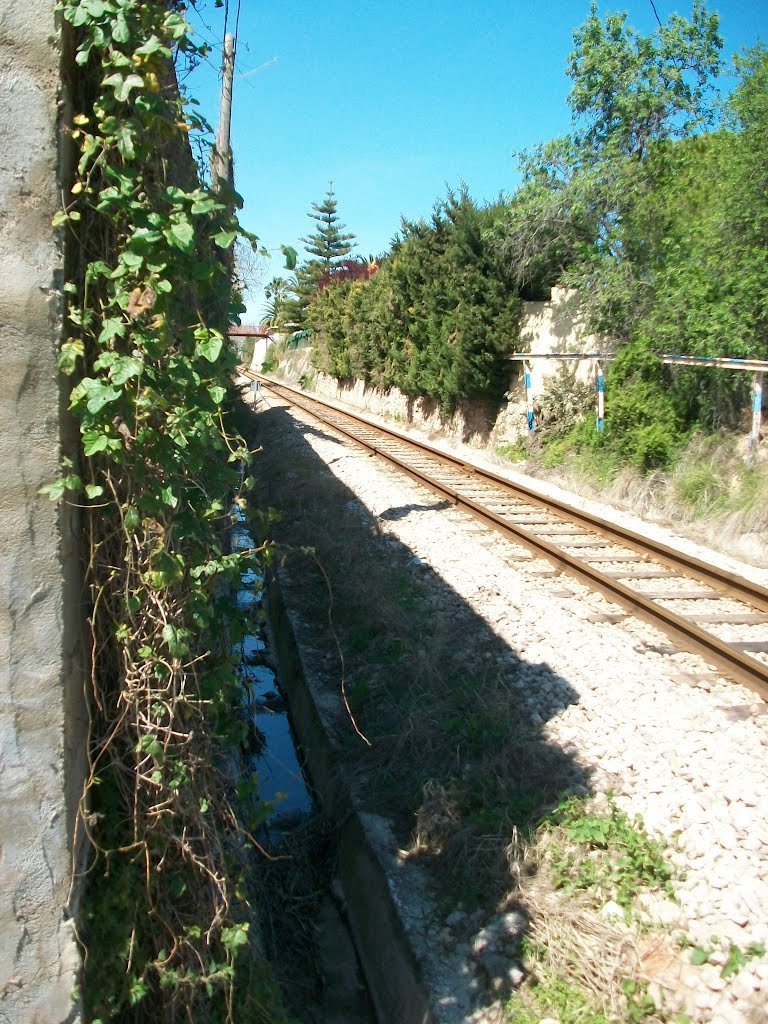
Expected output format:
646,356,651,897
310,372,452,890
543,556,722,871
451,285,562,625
52,1,288,1019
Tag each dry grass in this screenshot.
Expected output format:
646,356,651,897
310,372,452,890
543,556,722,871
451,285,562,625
525,432,768,564
245,399,713,1024
253,817,343,1022
521,883,641,1019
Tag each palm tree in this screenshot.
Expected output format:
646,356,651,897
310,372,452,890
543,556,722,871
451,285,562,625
260,276,292,326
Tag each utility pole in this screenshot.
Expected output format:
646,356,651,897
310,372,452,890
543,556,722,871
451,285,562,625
211,33,235,189
210,32,236,326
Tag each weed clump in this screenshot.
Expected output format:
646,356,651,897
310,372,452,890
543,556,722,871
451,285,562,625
540,796,676,916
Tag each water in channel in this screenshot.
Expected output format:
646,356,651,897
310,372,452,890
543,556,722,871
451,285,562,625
230,511,313,840
229,508,376,1023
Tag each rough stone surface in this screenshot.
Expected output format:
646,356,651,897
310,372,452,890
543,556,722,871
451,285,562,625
251,378,768,1024
0,4,86,1021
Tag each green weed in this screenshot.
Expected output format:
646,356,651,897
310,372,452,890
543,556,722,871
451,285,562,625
620,978,659,1023
673,461,730,515
496,442,528,462
689,940,766,978
506,975,611,1024
540,435,576,468
542,797,675,913
261,348,279,373
506,940,612,1024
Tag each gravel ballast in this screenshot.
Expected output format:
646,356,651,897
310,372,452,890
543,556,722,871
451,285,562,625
246,384,768,1024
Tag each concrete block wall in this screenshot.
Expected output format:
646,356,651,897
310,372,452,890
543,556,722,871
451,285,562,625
518,286,610,390
0,1,86,1020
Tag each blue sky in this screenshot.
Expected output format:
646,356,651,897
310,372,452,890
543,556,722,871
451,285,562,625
184,1,767,322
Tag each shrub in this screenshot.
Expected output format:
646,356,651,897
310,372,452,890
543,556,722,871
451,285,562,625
307,189,521,415
603,340,688,469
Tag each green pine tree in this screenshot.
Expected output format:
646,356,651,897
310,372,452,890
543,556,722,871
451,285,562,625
286,184,357,327
301,184,356,265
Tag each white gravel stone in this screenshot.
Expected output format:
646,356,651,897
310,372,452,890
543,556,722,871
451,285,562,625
259,393,768,1024
600,900,624,922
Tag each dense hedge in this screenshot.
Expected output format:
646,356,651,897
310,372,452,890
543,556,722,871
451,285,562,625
307,190,522,415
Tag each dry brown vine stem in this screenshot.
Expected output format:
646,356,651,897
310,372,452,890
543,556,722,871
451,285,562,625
303,548,372,747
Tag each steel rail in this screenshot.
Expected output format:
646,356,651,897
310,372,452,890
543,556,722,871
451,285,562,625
244,370,768,700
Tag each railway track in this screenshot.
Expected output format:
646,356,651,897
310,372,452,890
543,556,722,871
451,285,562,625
242,369,768,701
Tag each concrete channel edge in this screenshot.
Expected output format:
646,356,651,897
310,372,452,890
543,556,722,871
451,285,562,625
267,569,437,1024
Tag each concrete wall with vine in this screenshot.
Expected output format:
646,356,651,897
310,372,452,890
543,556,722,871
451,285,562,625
0,1,87,1020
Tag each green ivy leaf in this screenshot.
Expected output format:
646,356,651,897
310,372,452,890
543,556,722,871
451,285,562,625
59,339,85,375
110,355,142,385
112,10,130,43
76,136,99,176
134,35,171,58
190,196,219,215
115,125,135,161
147,551,185,590
137,734,164,761
163,11,189,39
162,623,189,657
39,474,83,501
86,382,122,414
212,229,236,249
159,485,178,508
98,318,126,345
207,385,226,405
194,331,223,363
82,430,109,455
221,923,249,954
103,73,144,103
164,220,195,250
85,260,113,281
124,506,140,531
85,484,105,499
118,251,143,272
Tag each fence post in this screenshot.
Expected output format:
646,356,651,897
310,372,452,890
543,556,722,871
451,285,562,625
596,361,605,432
750,371,763,451
524,360,535,434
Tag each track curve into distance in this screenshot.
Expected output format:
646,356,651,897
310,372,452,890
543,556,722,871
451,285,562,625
242,369,768,701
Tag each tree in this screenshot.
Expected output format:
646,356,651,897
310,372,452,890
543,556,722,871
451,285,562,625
260,276,292,326
636,45,768,429
491,1,724,341
488,137,605,299
300,184,356,266
568,0,722,160
486,3,752,462
308,188,521,413
285,185,357,327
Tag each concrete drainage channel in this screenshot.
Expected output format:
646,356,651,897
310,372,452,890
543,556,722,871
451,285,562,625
267,573,437,1024
231,510,433,1023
